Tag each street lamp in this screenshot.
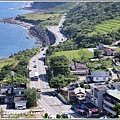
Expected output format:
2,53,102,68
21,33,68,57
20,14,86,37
10,71,14,85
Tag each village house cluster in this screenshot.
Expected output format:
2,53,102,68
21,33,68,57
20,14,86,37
0,83,27,110
62,44,120,117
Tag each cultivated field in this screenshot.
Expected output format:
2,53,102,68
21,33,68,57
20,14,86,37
88,17,120,36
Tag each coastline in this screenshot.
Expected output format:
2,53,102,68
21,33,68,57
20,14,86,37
0,17,42,44
0,18,33,30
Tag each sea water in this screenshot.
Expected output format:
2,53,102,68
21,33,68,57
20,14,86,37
0,2,38,59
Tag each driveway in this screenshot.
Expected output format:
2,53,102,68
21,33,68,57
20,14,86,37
108,68,118,79
88,48,97,52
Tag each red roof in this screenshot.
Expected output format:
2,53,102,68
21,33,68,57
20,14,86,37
104,48,115,53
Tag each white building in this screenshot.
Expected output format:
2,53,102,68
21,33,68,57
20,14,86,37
91,71,111,82
103,89,120,117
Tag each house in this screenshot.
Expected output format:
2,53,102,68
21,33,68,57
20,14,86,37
96,44,109,50
85,83,108,110
0,83,27,109
91,71,111,82
85,82,120,112
82,102,99,116
0,84,14,104
96,44,116,56
14,97,27,109
14,83,26,97
102,48,116,56
70,62,89,75
47,17,52,20
103,89,120,117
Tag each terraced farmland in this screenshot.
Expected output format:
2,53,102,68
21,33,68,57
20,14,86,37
88,17,120,36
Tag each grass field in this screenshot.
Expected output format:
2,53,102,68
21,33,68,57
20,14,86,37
88,17,120,36
20,12,63,26
0,58,17,70
50,49,94,62
115,48,120,52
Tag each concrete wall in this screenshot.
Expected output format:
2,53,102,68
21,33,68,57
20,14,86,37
15,101,26,109
93,77,111,82
14,89,26,97
97,89,106,110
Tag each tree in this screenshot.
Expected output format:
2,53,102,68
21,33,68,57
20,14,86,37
113,103,120,118
114,52,120,59
25,87,38,108
50,74,65,91
42,113,52,119
80,54,86,62
56,114,69,119
56,114,61,118
49,55,70,77
94,50,102,58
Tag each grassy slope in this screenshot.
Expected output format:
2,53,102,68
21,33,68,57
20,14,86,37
115,48,120,52
21,12,63,26
50,49,94,62
0,58,18,70
0,47,40,83
88,17,120,36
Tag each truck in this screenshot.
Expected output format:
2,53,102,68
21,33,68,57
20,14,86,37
34,72,39,81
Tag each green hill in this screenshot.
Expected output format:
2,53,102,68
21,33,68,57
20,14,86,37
62,2,120,48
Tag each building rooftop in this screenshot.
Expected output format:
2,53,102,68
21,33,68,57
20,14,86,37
107,89,120,100
82,102,99,109
14,97,27,102
90,83,108,90
91,71,110,77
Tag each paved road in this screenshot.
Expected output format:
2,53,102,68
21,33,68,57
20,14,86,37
112,40,120,46
29,48,81,118
29,14,82,118
108,68,118,80
46,14,68,46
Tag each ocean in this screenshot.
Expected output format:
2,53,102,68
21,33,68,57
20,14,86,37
0,2,38,59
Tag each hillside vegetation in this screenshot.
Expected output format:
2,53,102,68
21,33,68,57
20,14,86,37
16,13,63,26
0,47,40,84
88,17,120,36
30,2,67,10
62,2,120,48
16,2,75,27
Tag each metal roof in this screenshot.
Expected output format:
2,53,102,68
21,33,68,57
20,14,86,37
91,71,110,77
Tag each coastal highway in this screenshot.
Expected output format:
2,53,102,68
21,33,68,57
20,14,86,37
29,48,81,118
29,14,81,118
46,13,68,46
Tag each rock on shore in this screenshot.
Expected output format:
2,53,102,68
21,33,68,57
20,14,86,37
0,18,50,46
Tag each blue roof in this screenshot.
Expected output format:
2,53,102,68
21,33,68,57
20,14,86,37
91,71,110,77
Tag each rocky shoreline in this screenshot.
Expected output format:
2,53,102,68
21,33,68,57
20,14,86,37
0,17,50,46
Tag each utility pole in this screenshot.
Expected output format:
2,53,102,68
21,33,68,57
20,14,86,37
10,71,14,86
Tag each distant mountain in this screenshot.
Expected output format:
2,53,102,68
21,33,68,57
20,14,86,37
30,2,66,10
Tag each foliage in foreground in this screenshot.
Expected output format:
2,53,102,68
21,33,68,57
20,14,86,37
25,87,38,108
113,103,120,118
